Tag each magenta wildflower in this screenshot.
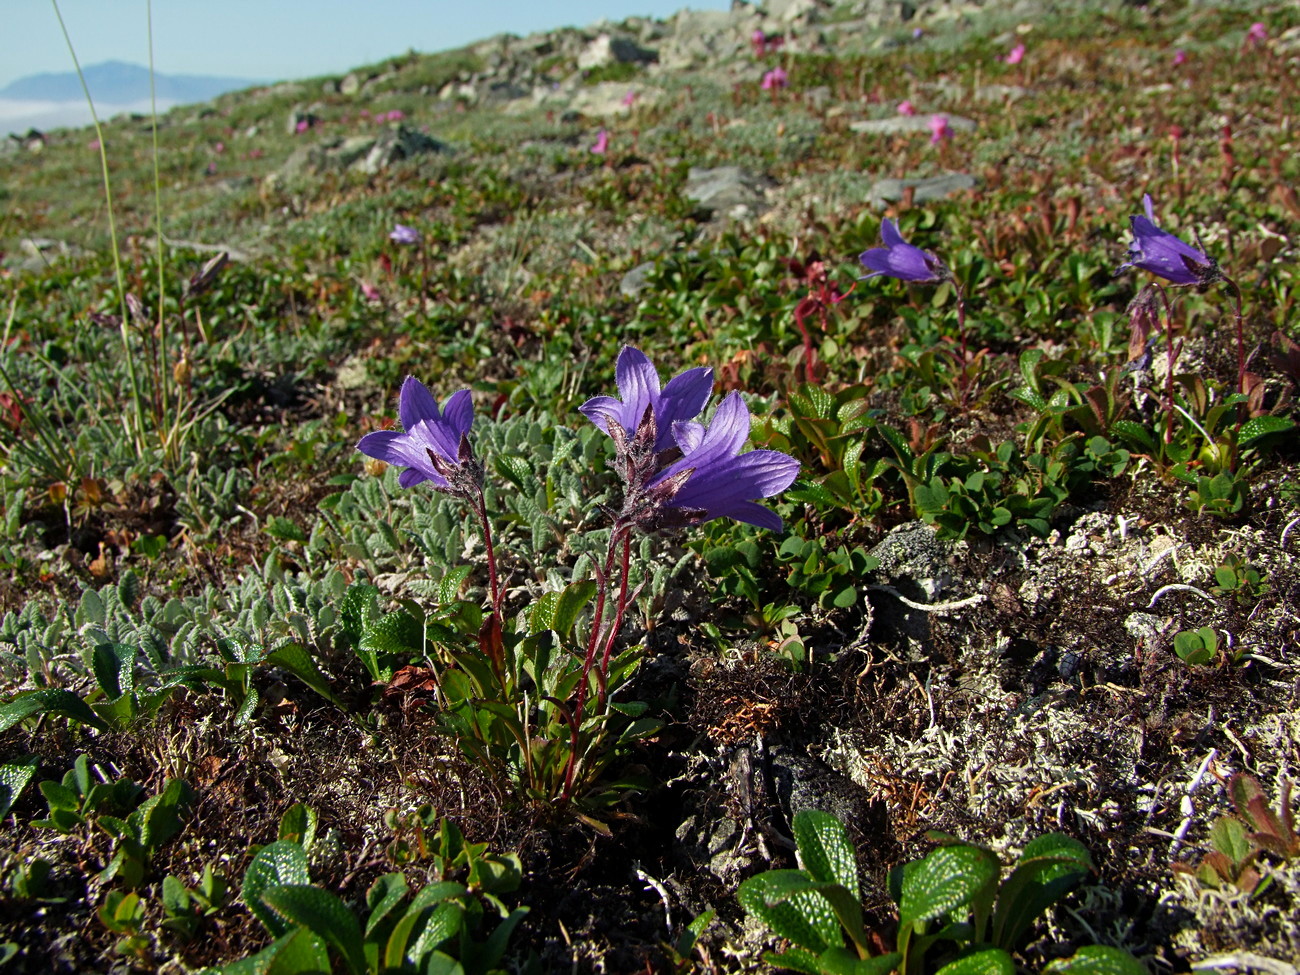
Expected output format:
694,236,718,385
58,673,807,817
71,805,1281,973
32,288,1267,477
751,29,767,57
590,129,610,155
859,219,948,283
761,66,788,90
622,90,638,107
1118,193,1218,287
580,346,713,454
897,99,916,116
360,280,382,302
1002,42,1025,65
928,113,953,144
390,224,421,245
1246,22,1267,47
295,119,310,134
1173,48,1188,66
356,377,475,491
386,109,405,122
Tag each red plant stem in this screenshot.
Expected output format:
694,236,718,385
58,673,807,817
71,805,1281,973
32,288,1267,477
562,524,626,801
1155,283,1177,444
596,531,633,710
471,485,502,616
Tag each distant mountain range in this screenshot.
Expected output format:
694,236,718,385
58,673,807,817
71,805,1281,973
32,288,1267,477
0,59,259,107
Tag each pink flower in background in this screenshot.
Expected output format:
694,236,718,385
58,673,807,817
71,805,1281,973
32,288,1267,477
206,162,217,175
359,109,371,118
360,280,382,302
385,109,405,122
1246,22,1267,47
1173,48,1188,66
214,141,225,154
1002,43,1025,65
622,90,638,108
761,66,788,90
590,128,610,155
752,29,767,57
928,114,953,144
88,139,100,151
897,99,916,116
295,119,310,134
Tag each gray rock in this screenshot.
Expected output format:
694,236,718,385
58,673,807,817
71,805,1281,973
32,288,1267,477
868,172,978,207
683,165,775,218
849,113,978,136
619,261,655,297
339,72,363,96
354,125,452,175
768,0,831,24
277,126,450,179
286,107,320,136
577,33,657,71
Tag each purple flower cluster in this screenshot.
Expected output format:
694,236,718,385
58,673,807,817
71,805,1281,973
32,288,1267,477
1117,193,1218,287
356,377,477,492
580,347,799,532
355,349,798,533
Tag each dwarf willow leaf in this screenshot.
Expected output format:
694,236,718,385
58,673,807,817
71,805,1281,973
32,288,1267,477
898,844,999,931
737,870,839,954
242,841,311,937
0,689,109,733
260,885,366,975
792,809,860,898
936,947,1016,975
0,754,39,819
1043,945,1148,975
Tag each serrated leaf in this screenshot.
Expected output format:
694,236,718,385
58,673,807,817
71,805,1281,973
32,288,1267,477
898,844,998,931
266,644,345,707
494,454,532,491
243,841,311,937
1043,945,1148,975
266,517,309,544
92,642,136,700
936,947,1016,975
0,754,39,819
261,885,366,975
360,612,423,657
0,689,109,733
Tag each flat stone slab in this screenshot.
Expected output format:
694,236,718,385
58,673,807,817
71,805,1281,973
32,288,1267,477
867,172,979,207
683,165,776,217
849,113,978,136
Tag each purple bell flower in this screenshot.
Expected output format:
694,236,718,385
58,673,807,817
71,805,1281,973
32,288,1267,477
389,224,421,245
650,392,800,532
357,377,475,491
580,346,713,455
1117,194,1217,287
859,219,948,283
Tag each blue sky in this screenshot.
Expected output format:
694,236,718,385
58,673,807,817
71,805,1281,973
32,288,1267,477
2,0,729,90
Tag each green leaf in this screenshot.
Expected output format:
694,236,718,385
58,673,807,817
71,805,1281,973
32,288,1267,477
243,841,311,937
493,454,533,491
898,844,999,931
737,870,839,954
260,885,367,975
0,689,109,733
1043,945,1148,975
1208,816,1252,866
365,873,409,939
200,927,331,975
1238,415,1294,450
553,580,597,640
936,948,1016,975
279,803,318,849
360,612,423,657
0,754,40,819
92,642,136,700
266,517,309,543
437,565,474,604
266,644,346,707
793,810,860,899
